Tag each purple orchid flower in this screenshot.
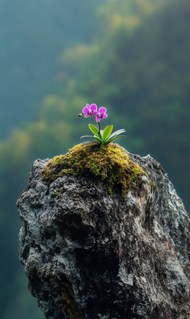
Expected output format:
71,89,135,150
82,103,98,118
95,107,108,122
80,103,126,145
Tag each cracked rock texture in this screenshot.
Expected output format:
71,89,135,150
17,150,190,319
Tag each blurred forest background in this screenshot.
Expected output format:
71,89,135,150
0,0,189,318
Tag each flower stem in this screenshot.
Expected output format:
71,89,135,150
98,122,101,134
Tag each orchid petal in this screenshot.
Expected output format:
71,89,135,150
90,103,98,112
82,106,89,114
95,116,101,122
99,107,107,114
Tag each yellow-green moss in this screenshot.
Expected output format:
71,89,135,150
42,142,145,196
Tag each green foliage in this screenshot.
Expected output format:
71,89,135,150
82,124,126,145
88,123,100,136
103,125,113,140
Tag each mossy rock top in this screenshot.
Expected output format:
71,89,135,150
42,142,146,196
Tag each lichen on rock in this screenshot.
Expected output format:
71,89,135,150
42,142,146,196
17,145,190,319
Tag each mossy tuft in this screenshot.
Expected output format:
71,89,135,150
42,142,146,196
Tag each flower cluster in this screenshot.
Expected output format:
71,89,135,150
82,103,108,122
80,103,126,145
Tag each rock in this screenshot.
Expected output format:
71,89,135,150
17,143,190,319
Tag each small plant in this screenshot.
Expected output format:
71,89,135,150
80,103,126,145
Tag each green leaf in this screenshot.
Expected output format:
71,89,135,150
108,129,126,139
100,130,104,139
88,123,99,137
106,135,127,144
93,135,103,143
102,125,113,141
80,135,94,139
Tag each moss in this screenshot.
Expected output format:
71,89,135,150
42,142,146,197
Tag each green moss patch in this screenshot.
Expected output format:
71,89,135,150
42,142,145,196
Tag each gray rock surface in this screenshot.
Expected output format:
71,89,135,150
17,150,190,319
